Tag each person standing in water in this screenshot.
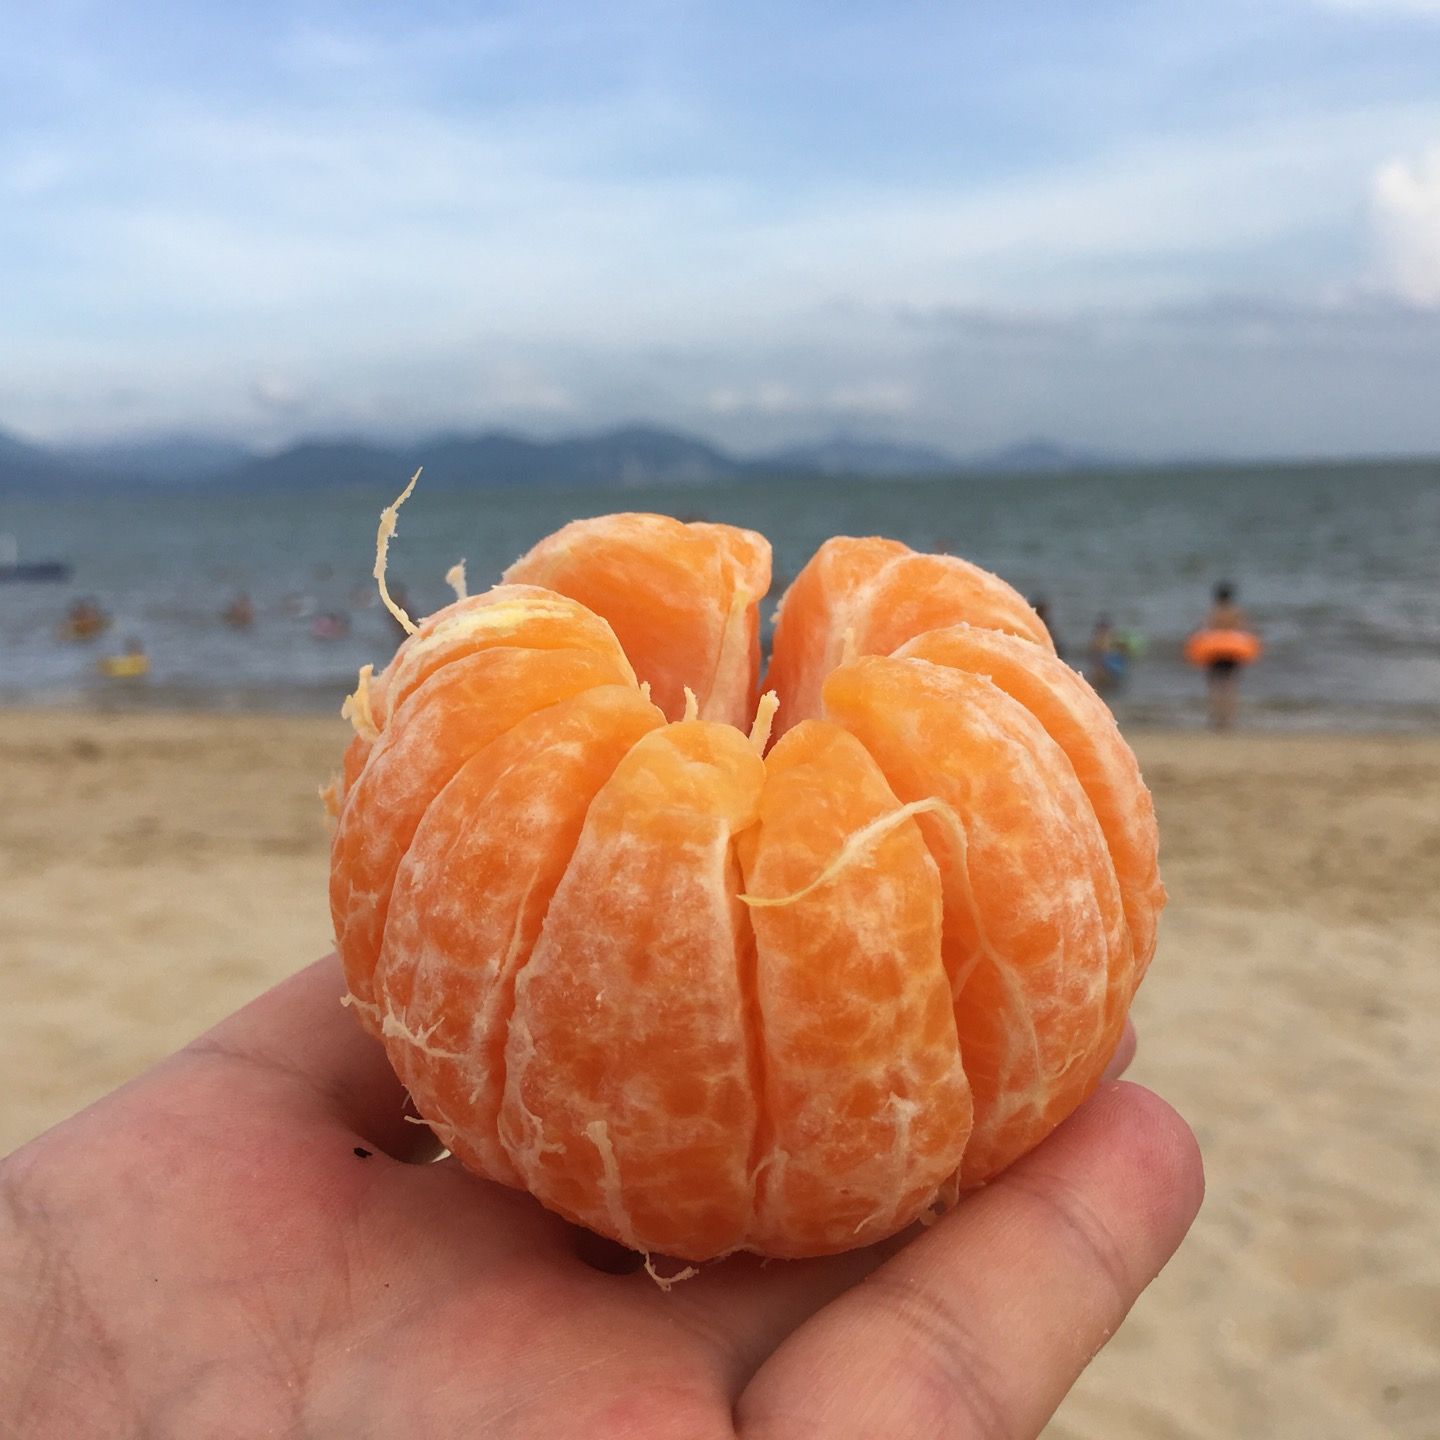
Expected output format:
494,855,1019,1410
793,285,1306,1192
1204,581,1248,731
1087,614,1127,696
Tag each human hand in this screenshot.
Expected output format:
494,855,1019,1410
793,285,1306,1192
0,956,1201,1439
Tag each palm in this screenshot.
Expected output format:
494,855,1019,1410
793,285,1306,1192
1,958,1200,1439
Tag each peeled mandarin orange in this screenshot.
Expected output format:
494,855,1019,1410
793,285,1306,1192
329,509,1163,1261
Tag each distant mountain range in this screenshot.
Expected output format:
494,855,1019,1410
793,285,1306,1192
0,421,1121,493
59,434,255,483
0,428,73,487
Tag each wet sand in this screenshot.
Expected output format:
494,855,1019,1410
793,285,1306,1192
2,710,1437,1438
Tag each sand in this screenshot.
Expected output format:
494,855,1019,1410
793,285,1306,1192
2,710,1437,1438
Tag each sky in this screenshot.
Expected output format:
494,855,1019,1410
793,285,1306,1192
5,0,1440,459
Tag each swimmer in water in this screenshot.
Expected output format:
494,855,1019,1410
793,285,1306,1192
61,596,111,642
311,611,351,641
221,592,255,630
98,636,149,680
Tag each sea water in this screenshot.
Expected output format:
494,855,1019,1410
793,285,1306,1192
2,462,1437,730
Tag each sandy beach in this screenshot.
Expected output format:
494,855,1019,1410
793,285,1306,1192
3,709,1437,1438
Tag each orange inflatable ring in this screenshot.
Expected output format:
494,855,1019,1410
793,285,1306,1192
1184,628,1262,667
328,506,1164,1261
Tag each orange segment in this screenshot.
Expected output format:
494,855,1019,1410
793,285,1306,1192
338,732,370,805
375,583,632,728
822,654,1126,1186
897,624,1164,989
766,537,1052,734
501,721,765,1259
329,585,631,828
329,643,633,1015
851,550,1054,658
376,685,665,1184
504,513,771,727
766,536,909,732
738,721,970,1255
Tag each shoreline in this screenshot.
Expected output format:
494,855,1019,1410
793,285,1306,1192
5,695,1440,737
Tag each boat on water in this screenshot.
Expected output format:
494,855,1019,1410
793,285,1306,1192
0,534,71,584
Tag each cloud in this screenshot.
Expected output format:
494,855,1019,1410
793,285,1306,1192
8,4,1440,456
278,17,520,75
826,381,915,417
705,379,914,423
1316,0,1440,13
250,373,306,414
0,145,77,197
707,384,804,417
898,306,1091,348
1371,147,1440,305
904,292,1440,347
10,19,1440,357
471,368,575,416
13,286,1440,458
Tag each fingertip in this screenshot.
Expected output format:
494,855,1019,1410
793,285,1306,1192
1086,1080,1206,1235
